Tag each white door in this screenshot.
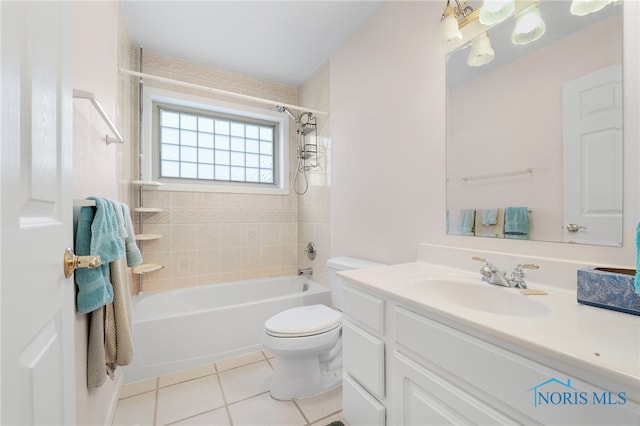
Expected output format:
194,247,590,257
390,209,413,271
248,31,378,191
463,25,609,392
562,65,623,246
1,2,76,424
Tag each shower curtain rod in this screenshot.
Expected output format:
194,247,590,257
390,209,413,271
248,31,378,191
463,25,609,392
119,69,329,117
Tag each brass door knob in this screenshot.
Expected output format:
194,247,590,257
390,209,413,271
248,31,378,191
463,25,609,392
63,248,101,278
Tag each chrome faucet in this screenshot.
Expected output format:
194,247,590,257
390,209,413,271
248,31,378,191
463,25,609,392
508,263,540,289
297,267,313,277
472,257,539,289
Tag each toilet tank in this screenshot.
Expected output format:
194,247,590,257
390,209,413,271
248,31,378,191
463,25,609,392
326,256,385,311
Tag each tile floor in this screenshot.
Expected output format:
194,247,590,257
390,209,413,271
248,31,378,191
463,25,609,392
113,350,345,426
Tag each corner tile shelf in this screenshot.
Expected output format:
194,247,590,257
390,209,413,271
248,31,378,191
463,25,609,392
132,263,165,275
133,179,165,278
134,233,162,241
134,207,164,213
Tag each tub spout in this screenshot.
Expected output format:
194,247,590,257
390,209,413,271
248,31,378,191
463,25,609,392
297,267,313,277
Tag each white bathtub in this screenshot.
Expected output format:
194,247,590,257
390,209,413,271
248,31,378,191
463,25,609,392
123,275,331,382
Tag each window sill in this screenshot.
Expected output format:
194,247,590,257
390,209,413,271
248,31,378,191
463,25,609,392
141,180,290,195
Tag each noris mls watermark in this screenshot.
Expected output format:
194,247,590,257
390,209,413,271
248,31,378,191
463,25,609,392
528,378,627,408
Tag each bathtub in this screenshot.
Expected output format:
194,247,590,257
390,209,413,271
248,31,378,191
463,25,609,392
123,275,331,382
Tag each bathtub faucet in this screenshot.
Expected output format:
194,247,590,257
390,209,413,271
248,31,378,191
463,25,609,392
297,267,313,277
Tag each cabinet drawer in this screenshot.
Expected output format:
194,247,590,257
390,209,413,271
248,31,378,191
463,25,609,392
393,352,515,425
343,284,385,334
343,372,385,426
343,321,385,399
395,306,639,425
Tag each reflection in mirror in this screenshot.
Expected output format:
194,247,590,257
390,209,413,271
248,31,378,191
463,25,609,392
446,0,623,246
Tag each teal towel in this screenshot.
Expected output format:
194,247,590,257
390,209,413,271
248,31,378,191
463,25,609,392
120,202,143,267
88,197,125,264
635,222,640,294
504,207,530,240
458,209,476,236
110,199,128,239
74,205,114,314
480,208,498,226
446,209,450,234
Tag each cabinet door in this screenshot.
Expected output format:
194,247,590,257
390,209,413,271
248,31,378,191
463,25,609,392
343,373,385,426
393,352,517,425
343,321,385,399
395,306,640,425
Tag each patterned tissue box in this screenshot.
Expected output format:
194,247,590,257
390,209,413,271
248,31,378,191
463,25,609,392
577,266,640,316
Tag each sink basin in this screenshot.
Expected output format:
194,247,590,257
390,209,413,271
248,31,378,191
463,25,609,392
410,276,552,317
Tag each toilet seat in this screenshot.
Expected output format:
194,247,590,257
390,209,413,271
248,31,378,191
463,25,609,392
265,304,342,337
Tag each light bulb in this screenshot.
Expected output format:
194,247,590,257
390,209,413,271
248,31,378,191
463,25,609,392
479,0,515,26
437,6,463,51
467,32,495,67
570,0,613,16
511,3,546,45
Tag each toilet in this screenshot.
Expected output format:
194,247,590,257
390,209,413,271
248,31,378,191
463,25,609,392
263,256,383,400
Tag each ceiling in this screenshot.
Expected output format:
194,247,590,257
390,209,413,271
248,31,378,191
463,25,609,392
120,1,383,88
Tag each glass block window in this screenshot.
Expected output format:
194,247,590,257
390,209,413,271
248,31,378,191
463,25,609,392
157,105,276,184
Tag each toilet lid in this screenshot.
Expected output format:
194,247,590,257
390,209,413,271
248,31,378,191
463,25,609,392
265,304,342,337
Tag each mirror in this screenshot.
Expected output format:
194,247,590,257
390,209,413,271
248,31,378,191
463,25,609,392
446,0,623,246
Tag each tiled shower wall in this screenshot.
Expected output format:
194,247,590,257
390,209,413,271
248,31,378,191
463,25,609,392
126,51,333,293
296,62,331,288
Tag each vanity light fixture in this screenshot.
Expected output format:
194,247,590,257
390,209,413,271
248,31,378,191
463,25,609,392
479,0,515,25
467,32,495,67
511,2,546,45
437,0,474,51
569,0,613,16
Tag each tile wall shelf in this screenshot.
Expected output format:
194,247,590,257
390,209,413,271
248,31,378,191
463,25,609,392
132,263,165,275
134,207,164,213
131,174,165,282
135,233,163,241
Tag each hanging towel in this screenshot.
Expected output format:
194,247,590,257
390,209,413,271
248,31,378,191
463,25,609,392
458,209,476,236
480,208,499,226
105,258,134,377
474,209,504,238
88,196,125,264
110,200,128,239
87,306,107,388
635,222,640,294
504,207,530,240
120,202,143,267
75,205,115,314
446,209,450,234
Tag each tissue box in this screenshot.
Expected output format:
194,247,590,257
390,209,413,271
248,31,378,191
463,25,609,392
577,266,640,316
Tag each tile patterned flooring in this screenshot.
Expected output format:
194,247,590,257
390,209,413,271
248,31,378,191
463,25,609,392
113,350,345,426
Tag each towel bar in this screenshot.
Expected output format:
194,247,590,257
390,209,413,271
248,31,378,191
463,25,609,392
462,167,533,182
73,89,124,145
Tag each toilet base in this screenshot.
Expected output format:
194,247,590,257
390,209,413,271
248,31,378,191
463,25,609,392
269,352,342,401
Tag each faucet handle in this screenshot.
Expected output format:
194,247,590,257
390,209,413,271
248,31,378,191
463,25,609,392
509,263,539,289
472,256,495,280
515,263,540,272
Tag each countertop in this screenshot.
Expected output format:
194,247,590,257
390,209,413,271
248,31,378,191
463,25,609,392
339,261,640,392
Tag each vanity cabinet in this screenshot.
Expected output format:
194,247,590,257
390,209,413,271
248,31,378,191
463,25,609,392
342,281,639,426
342,285,387,425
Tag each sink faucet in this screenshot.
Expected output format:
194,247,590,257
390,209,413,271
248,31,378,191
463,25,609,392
472,257,539,289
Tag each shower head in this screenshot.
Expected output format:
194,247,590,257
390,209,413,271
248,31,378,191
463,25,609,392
276,105,299,123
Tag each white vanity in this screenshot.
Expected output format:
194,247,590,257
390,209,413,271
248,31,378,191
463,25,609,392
339,248,640,425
